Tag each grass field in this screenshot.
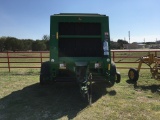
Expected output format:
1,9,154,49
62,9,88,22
0,51,160,120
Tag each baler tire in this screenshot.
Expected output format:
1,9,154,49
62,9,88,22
108,62,117,87
110,61,116,76
116,72,121,83
40,74,45,85
40,61,50,85
128,68,139,82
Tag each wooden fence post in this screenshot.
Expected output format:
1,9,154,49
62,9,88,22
112,51,115,62
155,51,157,57
7,51,10,72
40,52,42,64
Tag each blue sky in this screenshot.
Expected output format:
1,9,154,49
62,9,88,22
0,0,160,43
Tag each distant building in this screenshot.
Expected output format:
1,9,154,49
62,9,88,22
150,40,160,49
123,42,146,49
156,40,160,44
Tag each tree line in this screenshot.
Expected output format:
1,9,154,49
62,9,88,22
0,35,50,52
110,39,128,49
0,35,128,51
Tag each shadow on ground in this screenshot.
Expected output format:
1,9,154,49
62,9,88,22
0,82,116,120
126,79,160,93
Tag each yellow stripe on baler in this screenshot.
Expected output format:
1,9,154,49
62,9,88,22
56,32,59,39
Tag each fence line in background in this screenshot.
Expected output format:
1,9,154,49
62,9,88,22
0,50,160,72
111,49,160,69
0,51,49,72
112,49,160,62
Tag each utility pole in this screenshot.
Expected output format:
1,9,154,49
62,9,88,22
128,31,130,44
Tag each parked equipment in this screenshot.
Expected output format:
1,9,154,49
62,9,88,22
40,13,121,105
128,53,160,82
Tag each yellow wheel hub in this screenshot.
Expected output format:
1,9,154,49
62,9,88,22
129,71,135,79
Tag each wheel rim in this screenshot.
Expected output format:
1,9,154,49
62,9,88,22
129,70,135,79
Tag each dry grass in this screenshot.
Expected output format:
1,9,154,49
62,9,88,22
0,68,159,120
0,51,160,119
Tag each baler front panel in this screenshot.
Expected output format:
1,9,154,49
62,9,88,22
50,14,112,81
